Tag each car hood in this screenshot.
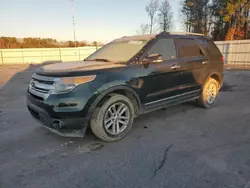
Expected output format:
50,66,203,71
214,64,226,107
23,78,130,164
38,61,126,73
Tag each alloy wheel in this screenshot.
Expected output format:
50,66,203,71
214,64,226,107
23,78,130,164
205,82,217,104
104,102,130,135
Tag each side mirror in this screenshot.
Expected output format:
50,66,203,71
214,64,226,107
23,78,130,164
142,53,163,64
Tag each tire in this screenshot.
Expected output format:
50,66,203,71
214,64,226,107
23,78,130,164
90,94,135,142
197,77,219,108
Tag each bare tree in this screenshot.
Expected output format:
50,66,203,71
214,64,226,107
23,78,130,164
136,24,150,35
158,0,173,32
145,0,159,34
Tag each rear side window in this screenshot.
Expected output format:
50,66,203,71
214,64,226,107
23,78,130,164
198,39,221,57
175,38,203,58
147,39,176,60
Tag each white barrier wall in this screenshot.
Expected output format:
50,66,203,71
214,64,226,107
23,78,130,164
0,47,98,64
1,40,250,64
215,40,250,65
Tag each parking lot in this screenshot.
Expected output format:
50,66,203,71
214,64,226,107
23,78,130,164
0,65,250,188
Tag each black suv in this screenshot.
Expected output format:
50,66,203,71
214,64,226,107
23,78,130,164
27,32,224,142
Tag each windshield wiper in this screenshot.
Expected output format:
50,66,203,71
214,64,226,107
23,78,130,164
88,58,112,62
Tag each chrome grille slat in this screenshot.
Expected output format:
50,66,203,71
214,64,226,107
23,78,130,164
33,79,54,85
32,86,48,92
29,86,49,99
31,87,49,94
29,73,59,100
32,73,59,82
31,81,55,91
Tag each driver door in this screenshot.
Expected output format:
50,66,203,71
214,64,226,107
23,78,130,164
139,38,184,106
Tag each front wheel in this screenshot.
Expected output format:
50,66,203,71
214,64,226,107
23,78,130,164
197,78,219,108
90,94,135,142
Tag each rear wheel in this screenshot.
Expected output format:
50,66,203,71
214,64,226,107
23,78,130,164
90,94,135,142
198,77,219,108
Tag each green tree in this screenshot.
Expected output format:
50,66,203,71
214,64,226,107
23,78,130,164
0,37,21,48
67,41,75,47
145,0,159,34
158,0,173,32
223,0,250,39
181,0,250,40
136,24,150,35
0,36,99,48
181,0,211,34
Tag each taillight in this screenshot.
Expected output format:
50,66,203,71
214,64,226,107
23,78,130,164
221,56,224,62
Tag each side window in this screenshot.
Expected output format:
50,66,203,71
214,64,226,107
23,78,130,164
147,39,176,60
175,38,204,58
198,39,221,57
198,39,209,53
208,40,222,57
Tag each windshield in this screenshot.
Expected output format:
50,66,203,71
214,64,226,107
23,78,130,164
85,40,148,63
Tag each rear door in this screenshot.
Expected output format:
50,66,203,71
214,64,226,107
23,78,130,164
174,38,208,92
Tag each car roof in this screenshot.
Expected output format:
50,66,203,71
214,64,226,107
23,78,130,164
113,32,208,43
113,34,157,42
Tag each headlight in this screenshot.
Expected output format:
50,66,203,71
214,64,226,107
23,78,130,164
52,75,96,94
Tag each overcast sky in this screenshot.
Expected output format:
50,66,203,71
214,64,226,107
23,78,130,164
1,0,182,42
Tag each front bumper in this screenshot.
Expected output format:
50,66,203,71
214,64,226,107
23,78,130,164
27,92,88,137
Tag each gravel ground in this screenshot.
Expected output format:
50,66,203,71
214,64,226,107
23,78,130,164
0,65,250,188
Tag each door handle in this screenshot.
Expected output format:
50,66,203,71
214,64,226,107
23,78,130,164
202,61,209,65
153,59,163,63
171,64,181,70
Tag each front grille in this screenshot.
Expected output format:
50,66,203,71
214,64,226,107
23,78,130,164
32,79,54,85
29,73,59,100
29,91,44,101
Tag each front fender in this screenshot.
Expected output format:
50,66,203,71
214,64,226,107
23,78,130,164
82,84,141,123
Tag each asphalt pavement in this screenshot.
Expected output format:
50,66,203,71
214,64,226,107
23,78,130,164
1,68,250,188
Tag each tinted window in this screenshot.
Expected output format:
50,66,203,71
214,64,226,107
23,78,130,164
198,39,221,57
148,39,176,60
175,39,203,58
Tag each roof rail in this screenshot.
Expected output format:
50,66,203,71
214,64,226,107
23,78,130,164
168,32,205,36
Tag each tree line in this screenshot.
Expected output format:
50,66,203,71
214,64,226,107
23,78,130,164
138,0,250,41
137,0,173,34
181,0,250,40
0,37,102,49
